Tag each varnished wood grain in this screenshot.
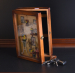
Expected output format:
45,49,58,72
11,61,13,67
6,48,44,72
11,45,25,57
12,13,20,56
0,39,15,48
47,8,53,57
12,10,38,16
16,7,49,11
18,56,40,63
16,7,48,11
38,13,45,64
44,53,50,57
0,39,75,48
53,39,75,48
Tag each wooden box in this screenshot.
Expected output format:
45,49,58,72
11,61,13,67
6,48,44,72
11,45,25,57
12,7,56,64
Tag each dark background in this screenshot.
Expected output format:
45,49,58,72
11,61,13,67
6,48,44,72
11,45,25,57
0,0,75,39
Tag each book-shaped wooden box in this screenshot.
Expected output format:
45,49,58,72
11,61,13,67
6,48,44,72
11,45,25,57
12,7,56,64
